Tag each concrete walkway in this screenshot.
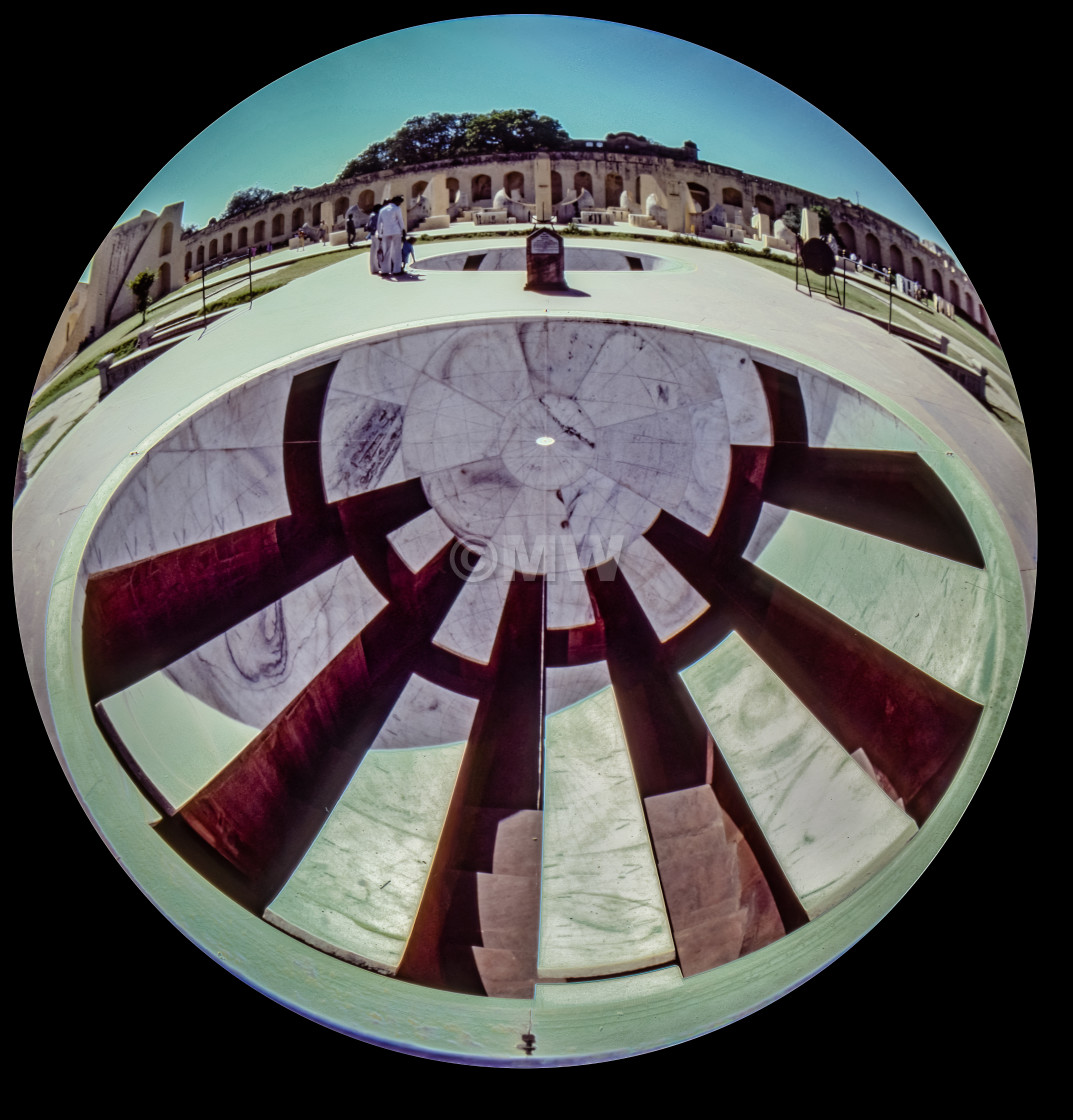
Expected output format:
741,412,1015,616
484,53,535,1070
15,233,1036,748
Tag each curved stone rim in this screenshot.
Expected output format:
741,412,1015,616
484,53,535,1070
43,313,1028,1065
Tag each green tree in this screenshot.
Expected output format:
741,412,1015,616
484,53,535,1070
780,204,801,233
220,186,279,220
337,110,570,179
463,109,568,154
810,204,835,238
127,270,156,324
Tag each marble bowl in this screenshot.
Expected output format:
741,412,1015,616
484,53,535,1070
37,304,1027,1064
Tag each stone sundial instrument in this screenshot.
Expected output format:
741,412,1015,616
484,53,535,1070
30,302,1026,1063
18,25,1031,1070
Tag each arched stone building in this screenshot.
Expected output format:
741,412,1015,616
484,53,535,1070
45,141,988,381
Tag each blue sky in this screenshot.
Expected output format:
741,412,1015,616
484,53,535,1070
114,17,958,257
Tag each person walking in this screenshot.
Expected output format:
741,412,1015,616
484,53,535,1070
346,213,356,248
377,195,406,278
366,204,383,275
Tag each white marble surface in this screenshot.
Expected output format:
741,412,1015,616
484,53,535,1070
265,741,466,971
545,576,596,631
796,367,932,452
82,368,297,575
321,391,411,504
164,557,387,728
99,670,260,814
83,445,289,575
544,662,612,716
321,320,760,581
748,507,1000,701
366,673,480,751
618,535,709,642
386,508,455,573
432,571,509,664
539,683,675,978
681,632,917,916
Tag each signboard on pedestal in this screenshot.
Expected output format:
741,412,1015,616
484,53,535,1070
525,226,566,290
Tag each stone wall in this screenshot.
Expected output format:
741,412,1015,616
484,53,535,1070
45,146,988,387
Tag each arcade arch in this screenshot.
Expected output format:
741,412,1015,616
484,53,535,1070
864,233,883,268
607,172,624,206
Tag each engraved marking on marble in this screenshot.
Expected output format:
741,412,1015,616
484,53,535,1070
83,446,289,574
163,557,388,728
681,632,917,916
539,684,675,978
433,571,510,663
749,507,1000,700
321,394,406,502
368,673,480,751
618,536,709,642
265,742,466,970
387,509,455,574
545,574,597,631
401,376,507,476
500,395,597,490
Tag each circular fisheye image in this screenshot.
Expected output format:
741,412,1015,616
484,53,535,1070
16,18,1034,1070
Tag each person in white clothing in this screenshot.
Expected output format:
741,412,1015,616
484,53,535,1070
377,195,406,277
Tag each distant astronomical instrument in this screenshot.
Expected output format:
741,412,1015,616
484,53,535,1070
800,236,836,276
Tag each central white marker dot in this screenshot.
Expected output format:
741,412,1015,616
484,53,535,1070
536,436,556,446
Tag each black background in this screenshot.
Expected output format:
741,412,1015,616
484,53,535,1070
15,15,1039,1088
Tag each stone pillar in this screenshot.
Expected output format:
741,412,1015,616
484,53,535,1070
533,157,553,222
752,212,772,237
666,181,688,233
428,175,451,223
801,207,822,241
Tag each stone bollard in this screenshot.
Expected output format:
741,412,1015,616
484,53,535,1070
98,352,116,397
